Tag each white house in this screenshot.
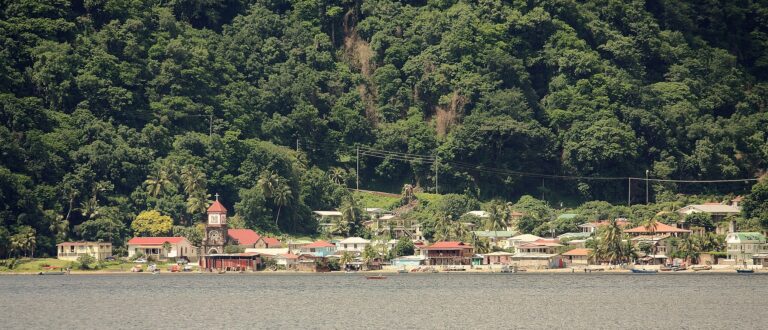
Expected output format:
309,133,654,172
313,210,343,233
275,253,299,269
127,237,197,260
507,234,543,248
677,202,741,222
726,232,767,265
464,210,489,218
336,237,371,253
56,242,112,261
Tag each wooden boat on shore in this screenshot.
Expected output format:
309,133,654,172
365,275,387,279
737,269,755,274
38,266,67,275
692,265,712,271
38,271,66,275
631,269,658,274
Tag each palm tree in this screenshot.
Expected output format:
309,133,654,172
453,221,469,242
599,219,624,264
679,236,700,264
162,241,172,258
328,167,346,186
340,196,361,235
49,213,69,242
339,251,354,270
641,216,659,234
181,165,206,196
362,244,377,269
257,170,279,199
434,214,452,241
330,216,350,237
272,183,292,230
145,166,174,198
472,233,491,254
485,203,506,246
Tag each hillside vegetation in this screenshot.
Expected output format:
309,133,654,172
2,0,768,255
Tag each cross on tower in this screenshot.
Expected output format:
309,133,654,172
215,193,219,201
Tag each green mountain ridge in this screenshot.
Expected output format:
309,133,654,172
2,0,768,255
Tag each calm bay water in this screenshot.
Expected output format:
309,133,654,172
1,273,766,329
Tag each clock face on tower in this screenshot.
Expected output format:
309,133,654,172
209,229,221,243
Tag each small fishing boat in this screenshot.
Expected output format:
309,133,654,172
692,265,712,271
737,269,754,274
631,269,658,274
365,274,387,280
659,266,673,272
38,266,67,275
38,271,66,275
397,268,408,274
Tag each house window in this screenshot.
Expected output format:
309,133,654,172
209,214,220,224
354,244,358,249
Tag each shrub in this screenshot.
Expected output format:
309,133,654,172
130,252,145,261
77,255,96,270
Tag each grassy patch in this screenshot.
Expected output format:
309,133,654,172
353,191,401,209
0,258,73,273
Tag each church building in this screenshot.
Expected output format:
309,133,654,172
199,194,261,271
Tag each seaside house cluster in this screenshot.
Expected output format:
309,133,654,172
54,195,768,271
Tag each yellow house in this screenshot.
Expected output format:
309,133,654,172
56,242,113,261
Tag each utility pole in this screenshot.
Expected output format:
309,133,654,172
434,155,438,194
296,139,299,152
645,170,650,205
356,146,360,191
627,177,631,206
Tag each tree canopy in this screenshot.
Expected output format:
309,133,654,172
2,0,768,256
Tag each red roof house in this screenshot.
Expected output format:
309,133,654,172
227,229,260,246
419,241,474,266
303,240,335,248
624,222,691,236
255,236,282,248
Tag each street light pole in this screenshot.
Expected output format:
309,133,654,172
645,170,649,205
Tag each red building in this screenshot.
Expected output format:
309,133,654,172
418,241,474,265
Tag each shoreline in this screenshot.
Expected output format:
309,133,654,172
2,268,762,276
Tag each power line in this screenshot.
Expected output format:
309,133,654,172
295,143,760,184
360,147,760,183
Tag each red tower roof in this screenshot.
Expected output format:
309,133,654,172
207,199,227,213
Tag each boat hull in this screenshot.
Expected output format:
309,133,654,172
631,269,658,274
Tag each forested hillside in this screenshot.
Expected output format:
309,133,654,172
2,0,768,256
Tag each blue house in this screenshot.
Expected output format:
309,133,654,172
299,240,337,257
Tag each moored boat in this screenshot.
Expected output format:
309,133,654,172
38,271,66,275
737,269,755,274
631,269,658,274
692,265,712,271
365,275,387,279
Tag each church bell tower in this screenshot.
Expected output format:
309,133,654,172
202,193,228,255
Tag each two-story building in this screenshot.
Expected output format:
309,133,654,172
418,241,474,266
726,232,767,266
299,240,337,257
56,242,113,261
511,239,563,268
127,237,197,260
336,237,371,253
631,234,675,265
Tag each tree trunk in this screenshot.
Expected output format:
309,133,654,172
275,206,282,230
